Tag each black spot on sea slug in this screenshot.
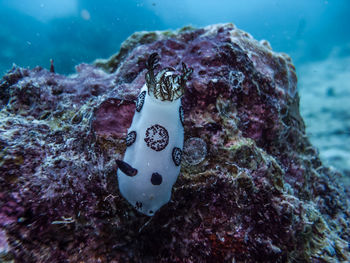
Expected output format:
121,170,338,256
144,124,169,151
116,160,138,177
172,147,182,166
136,90,146,112
179,106,184,126
126,131,136,146
136,201,143,209
151,172,162,185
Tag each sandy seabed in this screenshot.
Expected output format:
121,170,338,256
299,55,350,186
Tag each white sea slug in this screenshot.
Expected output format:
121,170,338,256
117,53,193,216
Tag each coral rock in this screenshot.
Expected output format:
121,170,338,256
0,23,349,262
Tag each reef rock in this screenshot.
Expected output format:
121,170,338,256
0,23,349,262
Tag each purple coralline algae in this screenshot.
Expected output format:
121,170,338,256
0,23,349,262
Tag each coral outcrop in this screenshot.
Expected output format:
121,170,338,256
0,23,349,262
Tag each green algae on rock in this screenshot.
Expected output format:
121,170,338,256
0,23,349,262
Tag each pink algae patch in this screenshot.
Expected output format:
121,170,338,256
92,98,135,138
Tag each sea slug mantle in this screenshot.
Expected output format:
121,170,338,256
117,53,192,216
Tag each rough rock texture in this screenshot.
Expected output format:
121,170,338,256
0,23,349,262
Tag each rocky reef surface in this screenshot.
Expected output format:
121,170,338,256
0,23,349,262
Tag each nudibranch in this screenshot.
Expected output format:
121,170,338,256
117,53,193,216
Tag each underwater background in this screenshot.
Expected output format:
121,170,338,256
0,0,349,182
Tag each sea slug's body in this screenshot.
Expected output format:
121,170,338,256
117,53,192,216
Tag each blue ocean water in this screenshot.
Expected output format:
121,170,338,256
0,0,349,178
0,0,349,74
